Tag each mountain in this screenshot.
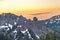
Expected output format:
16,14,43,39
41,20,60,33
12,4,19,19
45,15,60,32
0,13,17,25
0,13,47,36
0,13,60,40
44,15,60,39
45,15,60,24
0,13,39,40
0,24,39,40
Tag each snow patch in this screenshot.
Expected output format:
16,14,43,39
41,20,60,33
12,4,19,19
21,31,26,33
17,25,22,28
0,25,8,29
26,29,31,38
14,22,17,25
8,24,12,29
35,35,39,39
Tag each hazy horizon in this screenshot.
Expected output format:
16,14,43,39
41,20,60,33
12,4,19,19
0,0,60,20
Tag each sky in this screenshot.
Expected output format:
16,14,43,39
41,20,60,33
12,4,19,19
0,0,60,20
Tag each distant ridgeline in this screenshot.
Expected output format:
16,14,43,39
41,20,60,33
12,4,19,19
0,13,60,40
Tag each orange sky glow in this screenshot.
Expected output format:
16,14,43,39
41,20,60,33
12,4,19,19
0,0,60,20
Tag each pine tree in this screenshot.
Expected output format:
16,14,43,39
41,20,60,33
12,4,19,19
45,33,51,40
39,35,45,40
45,32,56,40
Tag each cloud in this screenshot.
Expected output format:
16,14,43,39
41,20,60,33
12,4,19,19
30,12,51,15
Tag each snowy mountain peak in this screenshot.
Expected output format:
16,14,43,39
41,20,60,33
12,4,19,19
50,15,60,20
